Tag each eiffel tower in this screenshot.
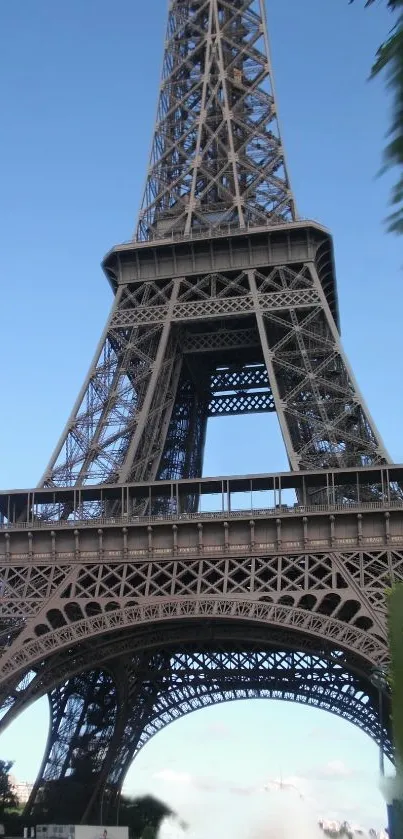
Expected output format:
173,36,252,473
0,0,401,826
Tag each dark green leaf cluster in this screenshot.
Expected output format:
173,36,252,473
117,794,174,839
387,585,403,771
0,759,19,816
350,0,403,232
349,1,398,9
26,782,175,839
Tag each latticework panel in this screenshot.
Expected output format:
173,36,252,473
136,0,295,240
40,280,184,488
2,510,403,694
2,0,395,827
40,671,117,783
208,362,274,415
251,265,387,470
156,371,208,484
40,263,387,490
24,641,391,824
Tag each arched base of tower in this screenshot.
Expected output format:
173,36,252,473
21,621,391,824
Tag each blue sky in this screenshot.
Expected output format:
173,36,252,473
0,0,401,832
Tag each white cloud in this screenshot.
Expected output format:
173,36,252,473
322,760,353,779
153,768,224,794
131,760,384,833
154,769,309,800
154,769,193,786
262,775,305,791
158,816,188,839
305,760,355,781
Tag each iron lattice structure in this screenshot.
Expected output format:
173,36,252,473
0,0,397,824
40,240,388,488
1,470,402,821
137,0,296,240
39,0,388,490
24,639,392,823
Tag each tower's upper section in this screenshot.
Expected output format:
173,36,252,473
136,0,296,242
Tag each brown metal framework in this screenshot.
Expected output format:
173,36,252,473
0,0,396,824
23,636,392,824
136,0,296,240
0,468,401,819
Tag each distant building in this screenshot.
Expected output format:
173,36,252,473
8,775,33,805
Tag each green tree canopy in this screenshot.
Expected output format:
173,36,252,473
27,784,173,839
118,794,174,839
388,584,403,770
351,0,403,232
0,760,19,816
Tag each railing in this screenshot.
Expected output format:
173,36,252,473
1,498,402,532
114,217,323,250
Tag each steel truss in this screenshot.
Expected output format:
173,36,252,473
40,260,388,488
36,0,388,488
22,628,391,823
136,0,295,241
0,0,396,822
0,484,401,729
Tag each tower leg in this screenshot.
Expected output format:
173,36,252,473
387,802,403,839
81,651,171,823
25,670,118,823
24,641,391,824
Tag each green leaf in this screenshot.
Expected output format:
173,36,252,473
350,0,403,232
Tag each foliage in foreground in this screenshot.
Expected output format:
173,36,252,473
0,760,19,817
388,584,403,772
21,777,174,839
350,0,403,233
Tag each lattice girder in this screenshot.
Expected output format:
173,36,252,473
0,0,396,820
41,252,388,488
208,361,274,415
137,0,296,241
1,497,403,706
22,635,391,823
